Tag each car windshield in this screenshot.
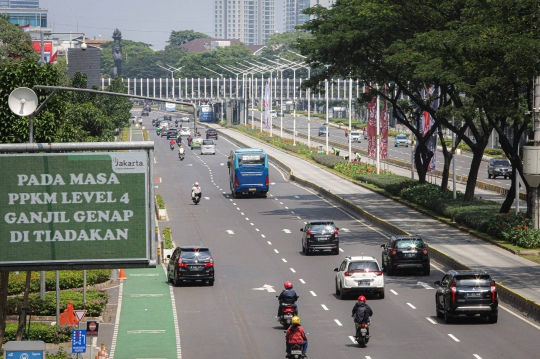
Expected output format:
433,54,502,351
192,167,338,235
395,239,425,249
454,275,491,287
493,160,510,166
310,224,335,232
348,261,379,271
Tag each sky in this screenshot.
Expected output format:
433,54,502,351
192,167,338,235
41,0,284,50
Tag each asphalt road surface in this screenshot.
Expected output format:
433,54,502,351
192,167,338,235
140,111,540,359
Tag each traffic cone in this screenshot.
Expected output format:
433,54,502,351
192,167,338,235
118,269,127,280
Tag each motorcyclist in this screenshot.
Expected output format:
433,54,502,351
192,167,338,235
156,124,162,136
187,134,193,146
277,281,298,318
352,295,373,330
285,316,308,358
178,144,185,156
191,182,202,199
169,139,175,149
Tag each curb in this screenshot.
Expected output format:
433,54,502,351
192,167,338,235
213,124,540,324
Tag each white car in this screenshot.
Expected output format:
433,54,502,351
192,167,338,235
180,127,191,136
334,256,385,300
201,139,216,155
181,116,190,122
350,131,361,143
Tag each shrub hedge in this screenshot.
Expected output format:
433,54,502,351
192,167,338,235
311,153,348,168
6,288,108,317
2,321,74,344
155,194,165,209
8,270,111,296
163,227,174,249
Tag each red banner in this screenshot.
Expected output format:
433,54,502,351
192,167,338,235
367,86,377,158
380,87,388,160
32,41,57,63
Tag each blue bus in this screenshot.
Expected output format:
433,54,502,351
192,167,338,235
165,102,176,112
228,148,269,198
199,105,214,122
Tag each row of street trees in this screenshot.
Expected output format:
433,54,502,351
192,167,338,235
0,15,133,350
297,0,540,215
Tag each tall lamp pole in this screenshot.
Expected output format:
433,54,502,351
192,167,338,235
202,66,224,122
157,63,183,99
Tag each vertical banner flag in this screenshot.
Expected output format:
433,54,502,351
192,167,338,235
380,86,389,160
367,86,377,158
264,82,270,127
416,86,439,171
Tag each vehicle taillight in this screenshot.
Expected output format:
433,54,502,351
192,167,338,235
450,282,457,303
235,177,239,187
390,248,397,257
204,262,214,267
344,271,351,277
178,262,188,268
361,323,366,328
490,281,497,302
307,229,311,236
376,270,383,276
334,229,339,236
423,248,428,256
266,175,269,186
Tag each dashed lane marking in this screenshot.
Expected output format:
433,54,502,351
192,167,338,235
267,241,272,245
282,258,287,263
321,304,328,310
334,319,342,326
448,334,460,342
310,291,317,296
341,228,350,232
390,290,398,295
256,229,260,231
290,268,296,273
262,234,266,238
407,303,416,309
299,279,305,284
426,317,437,324
348,336,357,344
274,249,279,253
473,355,482,359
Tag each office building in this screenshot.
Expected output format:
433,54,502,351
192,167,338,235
0,0,46,27
0,0,39,8
214,0,275,46
310,0,334,7
284,0,310,32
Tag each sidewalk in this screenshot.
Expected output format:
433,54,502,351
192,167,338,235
211,125,540,305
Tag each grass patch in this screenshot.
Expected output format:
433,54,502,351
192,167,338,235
163,227,173,249
155,194,165,209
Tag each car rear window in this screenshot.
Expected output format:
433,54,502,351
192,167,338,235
203,140,214,145
454,275,491,287
351,131,360,136
348,261,379,271
396,135,408,140
310,224,335,232
180,248,211,259
395,239,425,249
319,126,326,130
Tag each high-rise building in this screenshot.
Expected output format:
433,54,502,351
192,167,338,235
0,0,39,8
0,0,46,27
284,0,310,33
214,0,275,46
310,0,335,7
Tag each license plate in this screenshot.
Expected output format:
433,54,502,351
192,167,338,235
190,266,203,271
467,292,481,298
356,280,370,286
317,237,328,241
360,328,367,334
249,188,256,191
405,253,416,258
291,350,302,355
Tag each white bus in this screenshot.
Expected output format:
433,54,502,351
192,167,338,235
165,102,176,112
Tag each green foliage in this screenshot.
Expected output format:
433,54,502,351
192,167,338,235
45,347,76,359
3,322,74,344
166,30,211,48
156,194,165,209
6,288,108,317
0,14,38,61
100,40,162,78
334,161,390,177
486,212,540,248
311,153,348,168
356,173,419,195
8,270,111,296
163,227,173,249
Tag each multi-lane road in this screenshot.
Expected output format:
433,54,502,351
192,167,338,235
132,110,540,359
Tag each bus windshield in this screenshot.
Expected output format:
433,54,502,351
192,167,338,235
238,153,266,166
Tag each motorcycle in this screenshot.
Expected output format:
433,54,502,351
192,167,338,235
178,152,185,161
355,321,370,347
277,302,297,328
287,343,304,359
192,192,202,205
170,143,175,151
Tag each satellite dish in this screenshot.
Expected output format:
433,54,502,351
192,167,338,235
8,87,38,116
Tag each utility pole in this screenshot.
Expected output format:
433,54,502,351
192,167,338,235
523,76,540,229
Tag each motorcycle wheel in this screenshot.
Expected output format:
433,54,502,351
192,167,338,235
357,335,366,348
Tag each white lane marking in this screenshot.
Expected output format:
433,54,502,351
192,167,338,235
204,197,210,200
348,336,357,344
297,216,301,219
250,223,254,225
499,304,540,330
237,208,240,210
230,199,233,201
274,249,279,253
295,195,300,198
256,229,260,231
233,202,236,205
283,229,291,234
291,211,295,214
223,192,226,194
334,319,342,326
130,294,163,297
390,290,398,295
341,228,350,232
127,330,165,334
473,355,482,359
109,281,123,358
279,202,283,204
226,230,235,235
245,217,249,220
448,334,460,342
426,317,437,324
366,357,372,359
267,241,272,245
130,274,158,277
241,212,244,215
321,304,329,310
275,198,278,200
220,163,224,166
285,206,289,209
270,182,276,185
262,234,266,238
339,248,344,252
310,291,317,296
290,268,296,273
270,194,273,196
282,258,287,263
299,279,305,284
407,303,416,309
417,281,434,290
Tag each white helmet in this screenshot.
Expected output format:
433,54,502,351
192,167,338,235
194,182,199,187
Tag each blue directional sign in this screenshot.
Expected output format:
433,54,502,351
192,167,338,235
71,329,87,354
4,351,43,359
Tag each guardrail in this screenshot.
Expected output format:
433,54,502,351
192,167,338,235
213,123,540,324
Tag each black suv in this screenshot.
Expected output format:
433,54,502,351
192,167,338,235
167,246,215,286
381,236,430,275
141,110,149,116
487,158,512,179
163,114,172,121
167,128,178,139
301,220,339,255
434,270,498,324
206,128,218,140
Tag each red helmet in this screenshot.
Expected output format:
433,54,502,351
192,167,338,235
284,281,293,290
357,295,366,303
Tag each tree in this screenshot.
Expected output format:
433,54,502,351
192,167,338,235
166,30,211,49
101,40,160,78
0,14,38,61
297,0,540,206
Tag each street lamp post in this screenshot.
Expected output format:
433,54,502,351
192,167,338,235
202,66,224,122
157,63,183,100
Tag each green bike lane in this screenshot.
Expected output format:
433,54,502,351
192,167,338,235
110,267,179,359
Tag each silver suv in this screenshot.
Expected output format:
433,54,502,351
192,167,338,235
334,256,385,300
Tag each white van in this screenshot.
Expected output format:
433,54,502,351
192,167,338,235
270,110,277,118
201,139,216,155
350,131,361,143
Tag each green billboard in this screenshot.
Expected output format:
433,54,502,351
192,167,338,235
0,152,150,269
